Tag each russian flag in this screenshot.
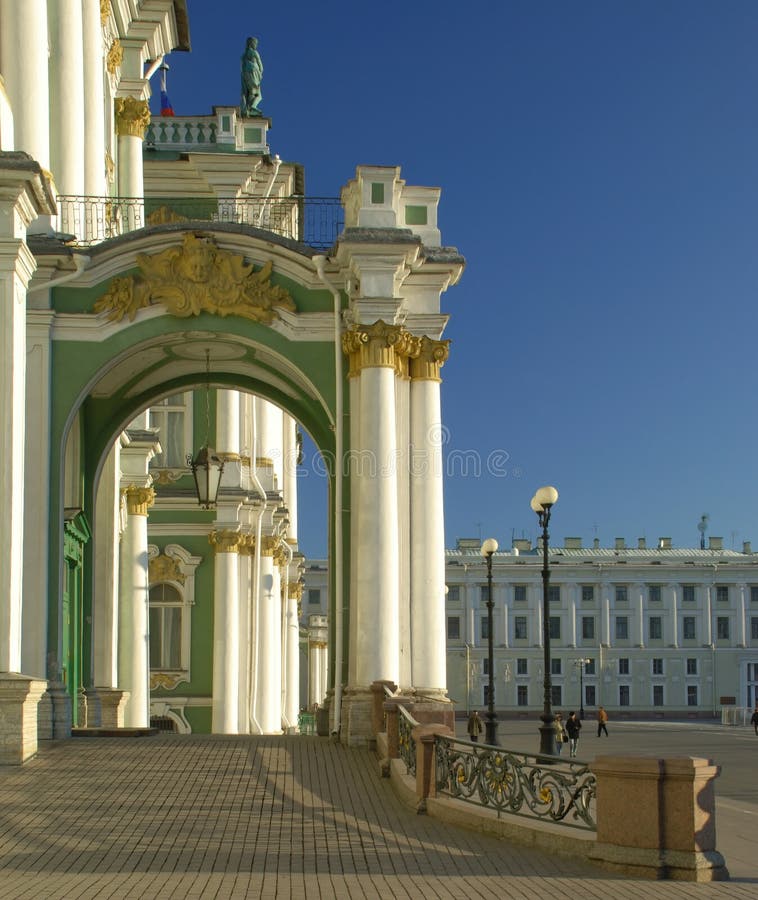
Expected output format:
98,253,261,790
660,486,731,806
160,65,174,116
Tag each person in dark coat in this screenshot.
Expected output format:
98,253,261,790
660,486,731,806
565,710,582,758
467,710,483,742
751,705,758,736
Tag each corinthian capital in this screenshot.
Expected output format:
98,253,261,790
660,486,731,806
122,486,155,516
208,529,243,554
342,320,418,376
115,97,151,138
409,336,450,381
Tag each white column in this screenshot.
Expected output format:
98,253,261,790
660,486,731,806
308,639,321,707
210,528,241,734
257,538,282,732
22,311,54,677
347,374,360,685
254,397,279,490
0,175,44,673
705,585,714,646
409,339,448,695
237,535,252,732
282,414,298,540
82,0,107,199
669,585,679,649
115,98,148,230
283,581,300,729
48,0,85,197
533,584,543,648
396,369,411,690
93,441,122,687
0,0,50,169
567,583,578,648
217,389,240,491
502,584,510,649
636,584,645,647
601,584,611,646
737,583,747,647
118,486,154,727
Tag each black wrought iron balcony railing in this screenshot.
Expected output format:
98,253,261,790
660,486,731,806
56,195,344,250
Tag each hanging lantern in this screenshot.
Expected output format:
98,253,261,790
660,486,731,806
187,349,225,508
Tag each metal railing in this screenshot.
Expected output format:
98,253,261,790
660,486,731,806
397,705,418,776
434,735,597,831
56,195,343,250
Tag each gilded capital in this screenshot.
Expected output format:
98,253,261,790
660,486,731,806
342,321,417,376
260,535,279,557
122,486,155,516
288,580,304,600
209,529,242,554
106,39,123,75
409,336,450,382
115,97,151,138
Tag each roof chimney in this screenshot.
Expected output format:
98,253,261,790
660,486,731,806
564,537,582,549
709,536,723,551
743,541,752,554
593,538,600,549
512,538,532,553
638,537,646,549
658,537,672,549
614,537,625,550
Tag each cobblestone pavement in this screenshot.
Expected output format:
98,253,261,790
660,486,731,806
0,734,754,899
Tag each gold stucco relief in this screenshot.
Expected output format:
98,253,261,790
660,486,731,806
94,233,296,324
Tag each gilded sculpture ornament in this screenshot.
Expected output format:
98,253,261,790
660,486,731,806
106,39,123,75
122,486,155,516
114,96,151,138
93,233,296,324
150,672,183,691
148,553,186,585
100,0,111,25
146,206,188,226
208,529,242,554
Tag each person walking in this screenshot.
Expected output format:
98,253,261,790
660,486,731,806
467,710,483,743
597,705,609,737
751,704,758,736
553,712,567,755
565,710,582,758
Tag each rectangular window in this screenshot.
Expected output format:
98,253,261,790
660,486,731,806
615,585,628,603
308,589,321,605
751,586,758,605
717,617,730,640
480,584,491,604
148,606,182,669
687,685,698,706
548,585,560,603
581,585,594,603
716,585,729,604
447,585,461,603
551,658,562,675
517,685,528,706
514,584,527,603
683,616,696,640
653,685,664,706
514,616,528,640
148,393,190,469
619,684,630,706
615,617,629,640
516,658,528,675
682,584,695,603
483,684,490,706
686,658,698,675
447,616,460,640
551,685,562,707
549,616,561,640
581,617,595,640
618,658,630,675
482,658,490,676
481,616,490,640
585,684,596,706
649,585,662,603
752,618,758,640
652,658,664,676
584,658,596,675
649,616,662,640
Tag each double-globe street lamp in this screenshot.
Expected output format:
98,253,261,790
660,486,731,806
531,485,559,758
480,537,499,745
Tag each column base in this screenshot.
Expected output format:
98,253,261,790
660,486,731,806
590,843,729,882
0,674,48,764
340,688,375,747
37,687,53,740
98,689,129,729
76,687,103,728
47,682,72,738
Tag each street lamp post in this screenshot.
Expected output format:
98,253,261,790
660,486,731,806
531,486,559,758
574,657,591,719
480,538,499,745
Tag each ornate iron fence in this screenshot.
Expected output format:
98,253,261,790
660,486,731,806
397,705,417,776
56,195,343,250
434,736,597,831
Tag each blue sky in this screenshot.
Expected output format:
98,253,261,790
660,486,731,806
159,1,758,557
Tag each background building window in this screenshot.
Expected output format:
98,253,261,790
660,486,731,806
548,585,560,603
615,617,629,640
752,617,758,640
584,658,596,675
514,617,528,640
653,685,664,706
751,586,758,605
148,393,191,469
516,658,528,675
652,658,664,675
517,685,528,706
483,685,490,706
716,585,729,604
308,589,321,605
149,583,182,669
615,585,628,603
649,616,662,640
686,658,698,675
480,584,491,604
514,584,527,603
683,616,696,640
618,658,630,675
585,684,596,706
717,617,730,640
447,585,461,603
582,617,595,640
649,585,662,603
447,616,460,640
687,685,698,706
482,658,490,675
682,584,695,603
551,658,561,675
551,685,562,706
549,616,561,640
619,684,630,706
581,585,594,603
481,616,490,640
